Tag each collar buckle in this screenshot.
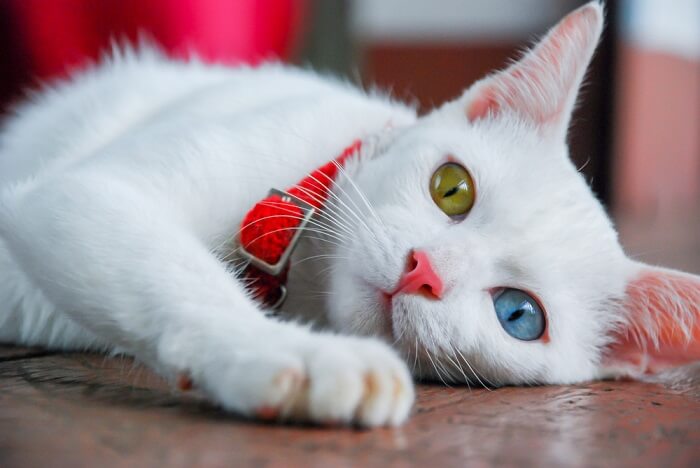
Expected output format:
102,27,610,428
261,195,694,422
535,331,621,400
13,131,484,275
238,188,315,277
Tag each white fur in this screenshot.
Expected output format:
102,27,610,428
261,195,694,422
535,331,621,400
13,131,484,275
0,50,417,426
0,2,681,425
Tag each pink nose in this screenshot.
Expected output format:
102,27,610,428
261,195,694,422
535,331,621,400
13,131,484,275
392,250,444,299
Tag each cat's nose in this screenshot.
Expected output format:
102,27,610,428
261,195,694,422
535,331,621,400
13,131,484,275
393,250,444,299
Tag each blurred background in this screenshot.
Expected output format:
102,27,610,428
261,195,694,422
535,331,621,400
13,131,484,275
0,0,697,271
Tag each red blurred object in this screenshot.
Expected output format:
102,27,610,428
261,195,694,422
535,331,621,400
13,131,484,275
0,0,306,108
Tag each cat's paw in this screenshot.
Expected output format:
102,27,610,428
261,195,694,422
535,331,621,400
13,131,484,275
197,335,414,427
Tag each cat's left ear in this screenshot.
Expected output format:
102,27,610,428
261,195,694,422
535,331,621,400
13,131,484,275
602,264,700,376
457,1,604,140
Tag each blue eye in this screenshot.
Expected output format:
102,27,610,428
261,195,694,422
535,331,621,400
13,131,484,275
493,289,546,341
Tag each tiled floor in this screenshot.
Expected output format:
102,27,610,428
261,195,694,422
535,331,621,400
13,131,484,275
1,347,699,467
1,212,698,467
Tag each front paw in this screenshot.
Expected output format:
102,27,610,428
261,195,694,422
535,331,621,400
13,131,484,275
195,335,414,427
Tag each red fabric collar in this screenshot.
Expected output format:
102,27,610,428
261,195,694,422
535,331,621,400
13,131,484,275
238,140,362,308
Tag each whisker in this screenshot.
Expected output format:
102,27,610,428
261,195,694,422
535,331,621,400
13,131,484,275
424,345,451,387
311,262,343,280
453,346,494,390
412,336,420,376
252,201,354,242
332,160,387,230
415,336,423,377
235,217,348,247
289,185,358,237
443,346,472,391
225,226,346,261
291,253,350,267
303,171,380,244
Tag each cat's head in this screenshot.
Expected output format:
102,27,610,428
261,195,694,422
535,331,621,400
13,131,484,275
327,1,700,385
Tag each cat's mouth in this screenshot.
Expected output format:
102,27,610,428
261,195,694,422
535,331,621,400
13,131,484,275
355,278,436,344
378,285,438,340
377,289,427,342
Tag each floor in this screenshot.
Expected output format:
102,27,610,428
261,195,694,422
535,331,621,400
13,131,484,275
1,212,699,467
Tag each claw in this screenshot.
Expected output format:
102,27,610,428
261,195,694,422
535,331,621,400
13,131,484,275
255,406,280,420
177,372,193,391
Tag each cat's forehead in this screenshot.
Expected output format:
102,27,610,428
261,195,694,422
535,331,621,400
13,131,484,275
385,119,583,208
377,118,621,267
391,119,556,168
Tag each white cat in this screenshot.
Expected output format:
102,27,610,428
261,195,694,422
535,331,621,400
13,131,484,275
0,2,698,427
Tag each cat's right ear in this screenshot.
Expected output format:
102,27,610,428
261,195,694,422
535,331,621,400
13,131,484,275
453,1,603,141
601,264,700,376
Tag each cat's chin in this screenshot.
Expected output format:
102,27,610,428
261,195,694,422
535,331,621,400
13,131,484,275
327,282,395,342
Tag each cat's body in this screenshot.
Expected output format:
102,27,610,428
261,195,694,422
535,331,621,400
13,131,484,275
0,52,415,348
1,2,698,427
0,52,423,425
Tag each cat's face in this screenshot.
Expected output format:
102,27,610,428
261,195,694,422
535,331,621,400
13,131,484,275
325,2,700,384
329,116,628,385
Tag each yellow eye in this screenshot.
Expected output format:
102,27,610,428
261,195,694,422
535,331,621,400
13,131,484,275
429,162,475,218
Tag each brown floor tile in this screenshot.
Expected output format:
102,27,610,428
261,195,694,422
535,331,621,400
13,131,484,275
0,348,699,467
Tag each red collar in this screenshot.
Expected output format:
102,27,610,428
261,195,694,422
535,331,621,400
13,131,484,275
238,140,363,308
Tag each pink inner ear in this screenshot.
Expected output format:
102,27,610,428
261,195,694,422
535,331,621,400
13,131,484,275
466,86,500,121
605,270,700,374
464,3,601,127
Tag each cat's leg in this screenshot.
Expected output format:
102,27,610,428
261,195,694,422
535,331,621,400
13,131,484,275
0,175,413,426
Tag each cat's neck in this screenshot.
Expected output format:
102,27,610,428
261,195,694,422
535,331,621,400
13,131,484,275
245,127,402,326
